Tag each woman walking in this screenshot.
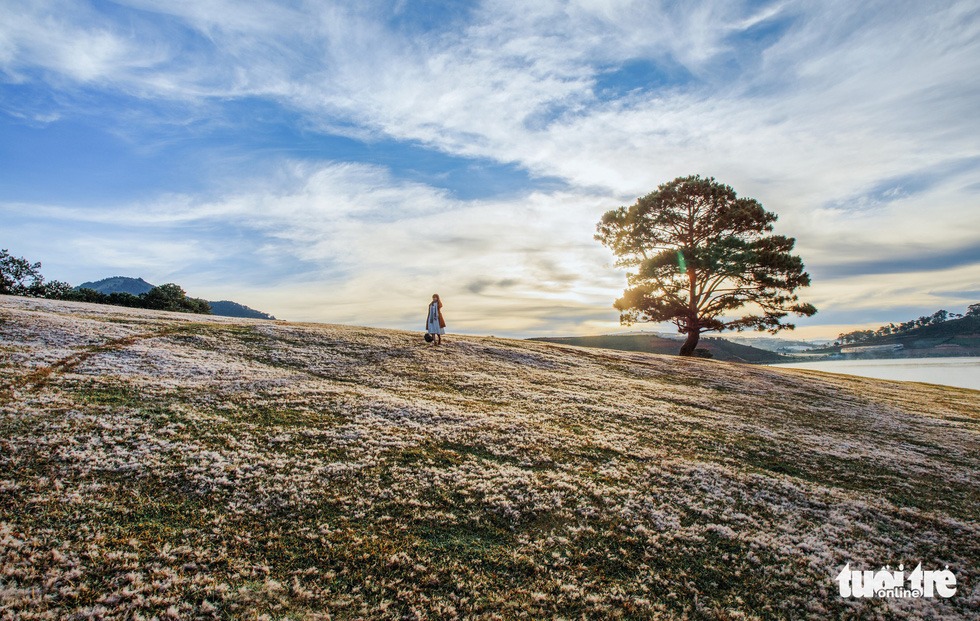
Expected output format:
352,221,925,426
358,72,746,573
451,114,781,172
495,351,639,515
426,294,446,345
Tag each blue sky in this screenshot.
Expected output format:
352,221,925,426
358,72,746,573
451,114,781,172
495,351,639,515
2,0,979,339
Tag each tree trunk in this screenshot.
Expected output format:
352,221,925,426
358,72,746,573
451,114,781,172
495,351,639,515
678,331,700,356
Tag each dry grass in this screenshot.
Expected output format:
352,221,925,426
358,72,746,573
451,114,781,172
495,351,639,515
1,295,978,619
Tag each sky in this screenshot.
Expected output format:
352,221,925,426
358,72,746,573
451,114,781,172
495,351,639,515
2,0,979,340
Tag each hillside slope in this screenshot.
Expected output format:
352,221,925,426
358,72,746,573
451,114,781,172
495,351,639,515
1,295,978,619
816,315,980,357
531,333,786,363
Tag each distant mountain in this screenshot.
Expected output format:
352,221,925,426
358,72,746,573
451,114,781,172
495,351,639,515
75,276,276,320
77,276,154,296
530,333,786,364
207,300,276,320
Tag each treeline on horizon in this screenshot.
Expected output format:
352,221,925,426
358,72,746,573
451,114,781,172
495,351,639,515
834,305,980,346
1,248,211,315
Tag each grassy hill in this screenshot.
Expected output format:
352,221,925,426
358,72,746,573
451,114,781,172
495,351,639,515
531,333,787,363
1,295,978,619
816,315,980,357
885,315,980,354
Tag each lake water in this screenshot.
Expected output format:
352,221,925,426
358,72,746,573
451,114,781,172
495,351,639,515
769,357,980,391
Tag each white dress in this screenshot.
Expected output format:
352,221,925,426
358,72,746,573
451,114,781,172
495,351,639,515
426,302,445,335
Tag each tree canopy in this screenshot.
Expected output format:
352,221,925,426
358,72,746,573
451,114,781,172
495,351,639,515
141,283,212,314
0,249,45,296
596,175,816,356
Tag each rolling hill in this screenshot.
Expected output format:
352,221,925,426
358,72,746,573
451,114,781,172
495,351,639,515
816,315,980,358
531,332,787,363
1,295,977,619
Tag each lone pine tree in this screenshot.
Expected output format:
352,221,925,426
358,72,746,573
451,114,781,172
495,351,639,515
596,175,816,356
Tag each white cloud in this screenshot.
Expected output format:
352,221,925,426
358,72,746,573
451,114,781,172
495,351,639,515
7,1,976,205
0,0,175,85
